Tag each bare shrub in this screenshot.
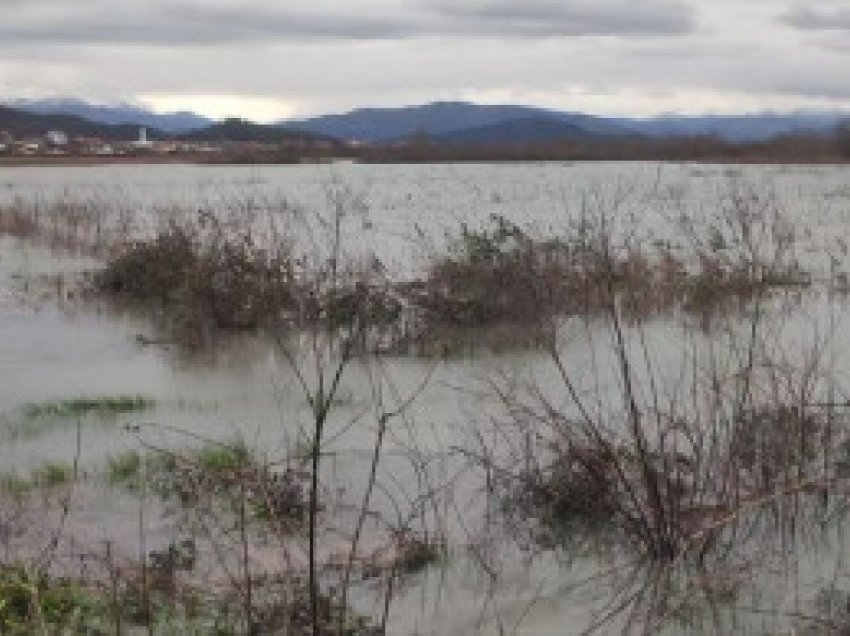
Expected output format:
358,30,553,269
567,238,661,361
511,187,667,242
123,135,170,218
461,198,846,633
96,215,297,343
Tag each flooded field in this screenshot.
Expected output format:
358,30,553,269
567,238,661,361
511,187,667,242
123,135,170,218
3,161,850,634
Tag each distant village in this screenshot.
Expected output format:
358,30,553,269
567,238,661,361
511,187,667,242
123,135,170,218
0,126,341,158
0,126,224,157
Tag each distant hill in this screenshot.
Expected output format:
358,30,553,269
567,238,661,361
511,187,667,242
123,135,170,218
179,118,335,144
434,115,602,145
0,105,161,140
624,112,850,142
6,99,211,134
285,101,850,144
0,106,335,146
283,101,634,143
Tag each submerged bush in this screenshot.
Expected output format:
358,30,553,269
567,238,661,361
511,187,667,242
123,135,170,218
731,404,826,485
495,385,849,570
87,211,805,356
0,208,39,240
107,442,311,529
96,220,297,341
507,444,620,542
411,215,590,328
407,214,794,350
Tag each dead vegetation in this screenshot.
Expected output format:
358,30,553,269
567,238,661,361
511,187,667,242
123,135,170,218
95,216,298,343
2,191,813,356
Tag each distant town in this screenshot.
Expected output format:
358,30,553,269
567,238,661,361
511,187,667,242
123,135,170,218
0,126,343,158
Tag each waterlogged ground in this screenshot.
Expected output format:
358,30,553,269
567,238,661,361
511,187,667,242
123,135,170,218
3,161,850,278
3,163,850,633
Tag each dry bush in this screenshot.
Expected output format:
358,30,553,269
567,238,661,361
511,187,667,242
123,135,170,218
409,201,806,349
0,207,39,240
96,216,297,343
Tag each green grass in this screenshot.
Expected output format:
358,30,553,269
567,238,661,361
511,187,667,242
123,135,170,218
31,462,74,488
193,441,253,474
0,560,382,635
22,395,154,420
106,450,143,487
0,567,105,633
0,462,75,496
105,441,255,493
0,473,34,497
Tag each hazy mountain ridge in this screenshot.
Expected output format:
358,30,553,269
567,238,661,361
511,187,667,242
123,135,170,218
0,105,166,140
431,115,602,145
282,101,635,141
4,98,850,145
0,106,330,145
5,98,211,133
283,101,850,143
177,118,334,144
623,112,850,141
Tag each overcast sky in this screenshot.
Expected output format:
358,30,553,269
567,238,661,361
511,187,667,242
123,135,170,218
2,0,850,121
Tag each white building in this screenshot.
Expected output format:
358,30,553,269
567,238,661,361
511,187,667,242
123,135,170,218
46,130,68,146
132,127,153,150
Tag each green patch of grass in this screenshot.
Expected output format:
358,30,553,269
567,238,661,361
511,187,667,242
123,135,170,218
104,441,254,493
193,441,253,474
31,462,74,488
104,442,313,532
22,395,154,420
0,463,76,494
106,450,143,487
0,561,380,635
0,473,33,497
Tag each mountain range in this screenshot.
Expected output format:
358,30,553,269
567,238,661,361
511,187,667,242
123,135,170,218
431,114,600,145
624,112,850,141
5,98,212,134
282,101,634,142
0,106,329,145
3,98,849,145
282,101,850,143
178,118,335,145
0,105,161,141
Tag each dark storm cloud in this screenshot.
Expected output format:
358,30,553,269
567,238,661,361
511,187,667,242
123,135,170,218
0,0,695,47
780,6,850,31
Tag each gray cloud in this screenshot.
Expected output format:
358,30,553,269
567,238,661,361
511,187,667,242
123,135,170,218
1,5,421,45
3,0,850,118
430,0,694,37
780,6,850,31
0,0,694,47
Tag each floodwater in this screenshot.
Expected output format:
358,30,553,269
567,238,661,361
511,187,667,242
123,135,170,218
2,162,850,634
3,161,850,277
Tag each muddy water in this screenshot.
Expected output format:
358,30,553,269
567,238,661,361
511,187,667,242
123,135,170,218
3,163,850,633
